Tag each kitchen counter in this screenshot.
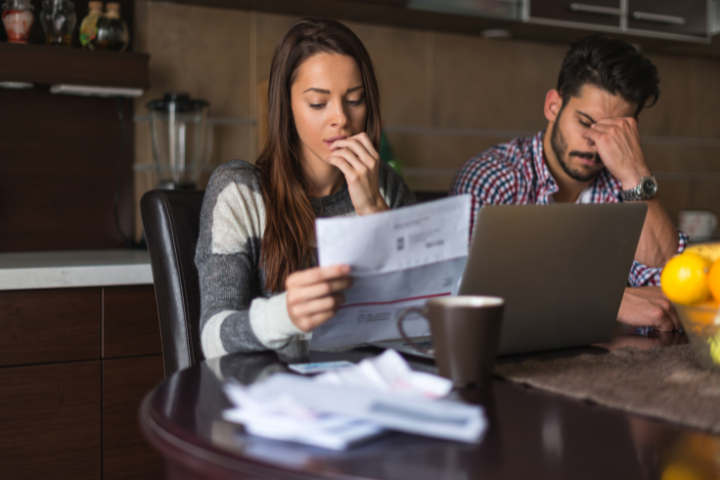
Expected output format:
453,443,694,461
0,250,153,291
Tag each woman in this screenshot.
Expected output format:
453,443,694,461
196,18,416,360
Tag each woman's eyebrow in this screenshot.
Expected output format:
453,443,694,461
302,85,364,94
303,87,331,94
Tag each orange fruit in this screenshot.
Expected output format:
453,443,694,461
709,259,720,303
661,252,712,305
696,299,720,310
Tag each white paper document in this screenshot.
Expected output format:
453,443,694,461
223,350,487,450
312,195,471,349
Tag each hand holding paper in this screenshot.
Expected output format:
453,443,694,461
311,195,472,349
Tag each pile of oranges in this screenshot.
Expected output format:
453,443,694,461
661,244,720,307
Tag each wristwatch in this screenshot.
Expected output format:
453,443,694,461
621,176,658,202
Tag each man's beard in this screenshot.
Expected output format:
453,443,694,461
550,113,605,182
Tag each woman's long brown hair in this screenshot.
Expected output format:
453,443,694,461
256,18,382,293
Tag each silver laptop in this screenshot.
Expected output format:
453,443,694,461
374,202,648,357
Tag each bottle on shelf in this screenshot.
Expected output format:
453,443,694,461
39,0,77,46
96,2,128,51
78,1,102,49
2,0,34,44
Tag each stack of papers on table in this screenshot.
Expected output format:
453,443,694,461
223,350,487,450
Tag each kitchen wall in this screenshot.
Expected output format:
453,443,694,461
133,1,720,238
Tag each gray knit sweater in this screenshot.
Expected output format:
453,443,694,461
195,159,416,359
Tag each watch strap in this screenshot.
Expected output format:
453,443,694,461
621,176,657,202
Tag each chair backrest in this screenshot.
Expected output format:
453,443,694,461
141,189,206,377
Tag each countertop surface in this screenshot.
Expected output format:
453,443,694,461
0,250,153,290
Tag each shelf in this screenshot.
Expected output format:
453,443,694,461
0,42,149,89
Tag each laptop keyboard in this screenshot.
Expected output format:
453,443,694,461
407,340,433,350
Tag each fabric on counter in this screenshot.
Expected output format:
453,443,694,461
495,344,720,434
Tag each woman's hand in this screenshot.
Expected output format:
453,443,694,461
286,264,353,332
327,132,390,216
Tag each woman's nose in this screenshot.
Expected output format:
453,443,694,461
330,101,349,128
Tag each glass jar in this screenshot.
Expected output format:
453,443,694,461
95,2,128,51
39,0,76,46
2,0,34,44
78,0,102,49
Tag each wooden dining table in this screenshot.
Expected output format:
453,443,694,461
140,328,720,480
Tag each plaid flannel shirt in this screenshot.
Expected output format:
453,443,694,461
449,130,687,287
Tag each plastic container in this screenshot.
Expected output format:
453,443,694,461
78,0,102,48
673,302,720,371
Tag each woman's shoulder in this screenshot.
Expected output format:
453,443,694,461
199,160,267,254
206,160,263,194
202,160,267,225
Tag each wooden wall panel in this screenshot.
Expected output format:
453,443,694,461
0,288,100,367
0,86,135,252
0,361,101,480
103,285,162,358
103,355,165,480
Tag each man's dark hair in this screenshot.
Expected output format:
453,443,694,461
557,34,660,117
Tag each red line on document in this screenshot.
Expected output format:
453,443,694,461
340,292,452,309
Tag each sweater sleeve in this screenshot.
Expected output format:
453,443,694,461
378,160,417,208
195,161,307,359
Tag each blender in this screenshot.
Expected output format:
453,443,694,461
147,93,209,189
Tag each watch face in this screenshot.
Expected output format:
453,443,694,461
642,178,657,197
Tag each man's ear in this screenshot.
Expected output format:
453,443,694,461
544,89,563,123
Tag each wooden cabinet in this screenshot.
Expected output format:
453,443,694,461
103,285,163,358
528,0,621,27
0,288,100,367
0,361,101,480
627,0,707,37
0,284,163,480
526,0,710,40
103,355,165,480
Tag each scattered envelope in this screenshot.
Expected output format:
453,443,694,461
223,350,487,450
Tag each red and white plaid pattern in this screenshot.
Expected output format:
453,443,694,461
450,130,687,287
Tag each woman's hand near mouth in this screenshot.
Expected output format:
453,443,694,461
327,132,390,216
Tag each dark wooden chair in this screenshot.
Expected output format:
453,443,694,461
141,189,206,377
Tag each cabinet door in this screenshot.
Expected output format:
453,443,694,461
102,285,162,358
103,355,165,480
0,288,101,367
0,361,101,480
628,0,707,37
529,0,622,27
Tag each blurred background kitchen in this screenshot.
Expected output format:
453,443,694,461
131,0,720,244
2,2,720,479
3,0,720,252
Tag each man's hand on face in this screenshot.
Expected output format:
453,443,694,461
617,286,681,332
585,117,652,190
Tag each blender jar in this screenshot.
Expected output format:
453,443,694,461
147,93,209,190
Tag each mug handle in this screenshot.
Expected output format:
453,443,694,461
396,307,432,355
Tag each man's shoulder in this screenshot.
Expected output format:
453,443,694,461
451,136,535,194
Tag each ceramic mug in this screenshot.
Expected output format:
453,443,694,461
679,210,718,241
397,296,504,386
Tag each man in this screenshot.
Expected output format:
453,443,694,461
450,34,686,332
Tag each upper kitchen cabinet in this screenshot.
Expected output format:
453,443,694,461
525,0,712,41
528,0,621,27
627,0,708,38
